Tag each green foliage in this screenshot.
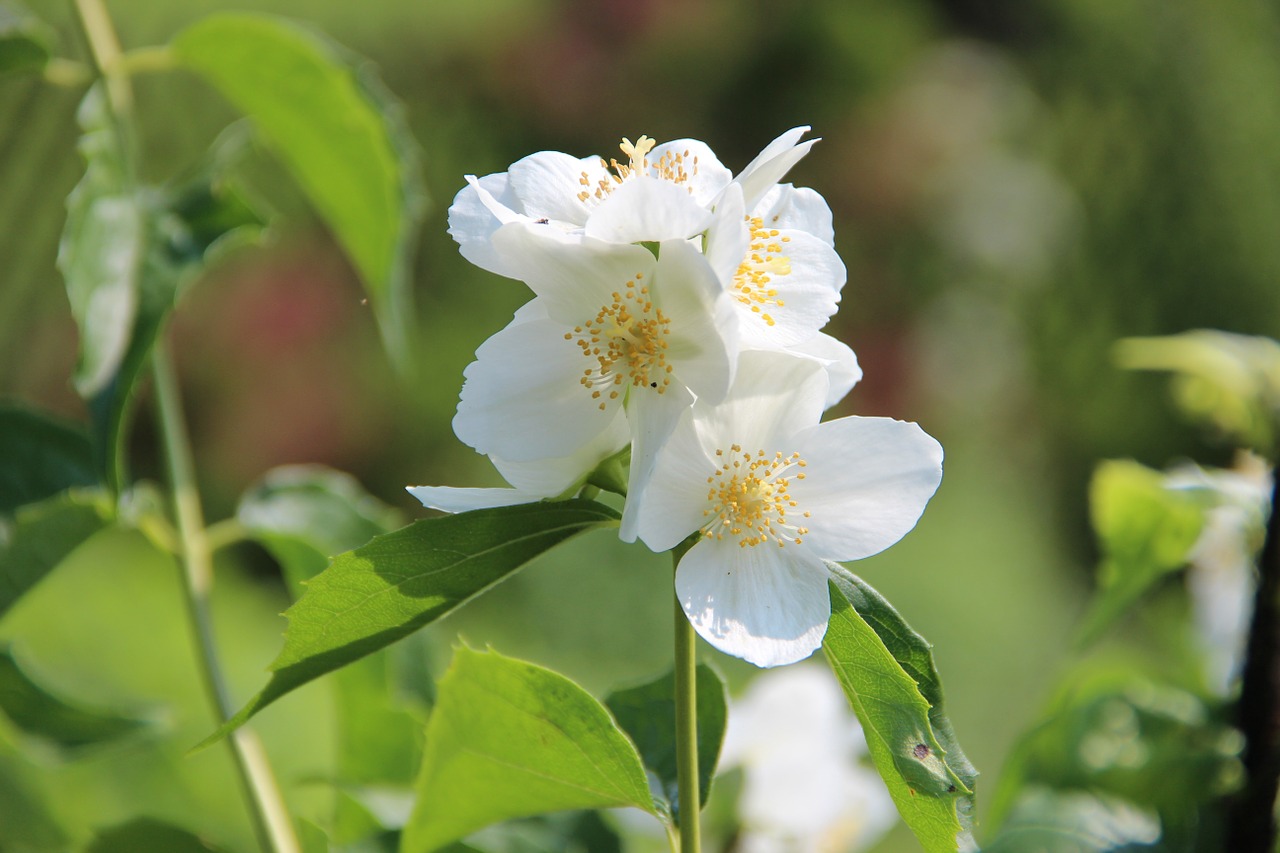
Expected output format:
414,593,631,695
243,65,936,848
171,13,426,371
403,647,655,853
85,817,227,852
0,406,96,514
1078,460,1208,644
988,670,1241,848
605,663,727,821
1116,331,1280,454
0,645,150,751
0,489,112,620
203,499,620,746
0,2,50,77
823,567,975,853
982,787,1160,852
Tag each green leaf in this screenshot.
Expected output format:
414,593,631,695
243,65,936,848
201,499,619,748
1078,460,1207,644
0,489,112,620
85,817,228,852
402,647,654,852
605,664,726,822
823,568,975,853
982,787,1160,852
0,2,51,77
171,14,426,371
0,406,96,514
0,646,151,751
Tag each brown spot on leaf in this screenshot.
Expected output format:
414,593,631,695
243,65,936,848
912,743,930,759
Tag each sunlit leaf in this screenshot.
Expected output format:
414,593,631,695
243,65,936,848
402,647,655,853
823,569,975,853
1078,460,1207,644
605,663,726,822
171,14,426,370
85,817,227,852
0,406,96,514
982,787,1160,852
463,812,623,853
0,2,51,77
0,646,150,751
0,489,112,620
200,500,619,748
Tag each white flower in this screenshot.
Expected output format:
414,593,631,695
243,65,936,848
721,664,897,853
451,227,738,539
637,351,943,667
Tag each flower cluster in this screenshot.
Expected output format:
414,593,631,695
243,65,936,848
410,129,943,667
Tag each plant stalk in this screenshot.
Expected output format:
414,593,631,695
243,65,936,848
673,550,701,853
1227,464,1280,851
153,343,300,853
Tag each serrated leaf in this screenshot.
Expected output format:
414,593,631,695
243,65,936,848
0,406,96,514
1078,460,1207,644
201,500,619,748
0,2,51,76
823,571,974,853
605,663,726,822
171,14,426,370
0,646,151,751
0,489,112,620
85,817,227,852
403,647,654,852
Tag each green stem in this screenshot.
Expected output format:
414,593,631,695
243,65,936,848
672,548,700,853
153,343,300,853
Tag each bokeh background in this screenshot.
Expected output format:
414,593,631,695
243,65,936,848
2,0,1279,850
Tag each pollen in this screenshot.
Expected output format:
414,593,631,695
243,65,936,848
572,280,674,409
701,447,811,548
576,135,700,203
732,217,792,326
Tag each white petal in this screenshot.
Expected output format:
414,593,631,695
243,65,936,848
676,537,831,667
751,184,835,246
733,127,818,212
493,408,629,495
693,350,828,454
585,178,714,244
646,138,733,205
507,151,600,226
777,333,862,409
406,485,540,513
635,407,715,552
620,382,695,543
791,417,943,561
447,173,524,279
704,183,750,285
453,315,619,461
489,223,657,323
653,238,738,404
732,229,845,348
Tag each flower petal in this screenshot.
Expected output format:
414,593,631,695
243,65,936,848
584,177,714,244
493,408,629,496
620,381,695,543
453,314,619,461
733,228,845,348
704,183,750,285
634,407,714,552
447,173,524,278
507,151,602,226
653,238,738,404
778,333,862,409
693,350,828,455
792,417,943,561
751,184,836,246
676,536,831,667
489,223,657,324
406,485,540,513
645,138,733,205
733,127,818,212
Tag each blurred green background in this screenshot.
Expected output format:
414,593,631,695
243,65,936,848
2,0,1279,850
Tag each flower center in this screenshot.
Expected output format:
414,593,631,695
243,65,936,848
732,217,792,327
577,136,700,203
703,446,810,548
565,275,674,410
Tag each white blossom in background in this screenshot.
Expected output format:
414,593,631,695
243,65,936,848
637,351,943,667
1166,452,1273,694
721,664,897,852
